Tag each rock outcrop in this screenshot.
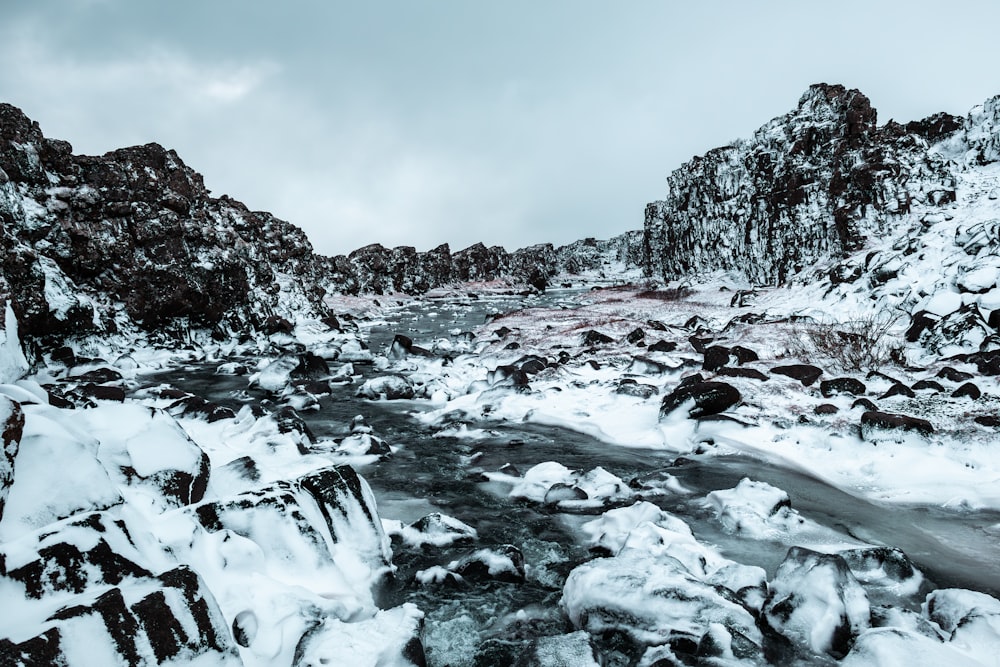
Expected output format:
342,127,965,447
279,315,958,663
326,232,643,296
643,83,970,285
0,103,335,352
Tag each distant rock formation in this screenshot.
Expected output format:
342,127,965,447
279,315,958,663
642,83,1000,285
328,233,643,295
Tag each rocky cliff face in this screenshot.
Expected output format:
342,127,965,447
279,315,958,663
0,103,334,352
643,84,970,285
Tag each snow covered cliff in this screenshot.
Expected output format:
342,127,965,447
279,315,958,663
643,83,969,285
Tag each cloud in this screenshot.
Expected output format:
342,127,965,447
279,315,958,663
0,19,279,152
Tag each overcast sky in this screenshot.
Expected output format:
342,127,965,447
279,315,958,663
3,1,1000,256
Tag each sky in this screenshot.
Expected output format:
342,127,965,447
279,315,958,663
2,1,1000,257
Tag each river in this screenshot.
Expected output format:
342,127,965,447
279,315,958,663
155,290,1000,666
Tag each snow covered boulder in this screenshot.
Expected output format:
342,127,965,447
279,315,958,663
0,405,122,540
658,380,741,420
448,544,525,583
861,410,934,438
1,511,157,606
843,627,988,667
504,462,634,510
335,416,392,458
250,354,299,392
487,364,531,389
924,588,1000,658
839,547,923,597
0,395,24,522
820,377,867,397
290,604,426,667
705,478,804,539
82,404,211,508
356,375,416,400
388,333,432,360
194,465,391,598
0,566,240,666
762,547,871,658
562,549,763,659
166,394,237,423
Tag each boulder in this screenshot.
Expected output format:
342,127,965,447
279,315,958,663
614,379,658,399
562,549,763,655
861,410,934,438
937,366,973,383
911,379,944,393
702,345,731,372
487,365,531,389
771,364,824,386
0,566,240,666
448,544,525,583
820,377,867,397
356,375,416,400
729,345,760,364
659,381,741,420
626,328,646,345
762,547,870,659
952,382,981,399
880,383,915,399
717,367,769,381
581,330,614,346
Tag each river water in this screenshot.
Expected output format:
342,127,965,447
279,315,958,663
158,290,1000,665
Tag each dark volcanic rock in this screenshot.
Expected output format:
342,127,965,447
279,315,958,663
771,364,824,386
702,345,731,372
717,367,769,381
861,410,934,437
820,377,867,397
937,366,973,383
581,330,614,346
952,382,981,399
911,379,945,393
626,327,645,345
880,382,916,399
729,345,760,364
659,381,741,420
614,379,659,399
0,565,239,666
647,340,677,353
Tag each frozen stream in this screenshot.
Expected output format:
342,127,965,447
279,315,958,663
157,291,1000,665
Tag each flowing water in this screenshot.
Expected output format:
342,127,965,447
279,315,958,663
156,291,1000,665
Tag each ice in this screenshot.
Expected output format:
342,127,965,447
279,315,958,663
843,628,989,667
0,303,29,384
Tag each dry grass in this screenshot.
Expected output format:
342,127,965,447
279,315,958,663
785,312,900,372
